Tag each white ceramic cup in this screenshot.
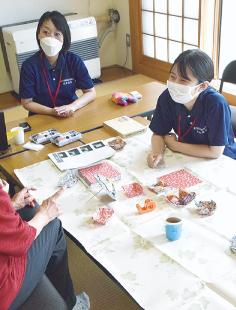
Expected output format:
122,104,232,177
11,126,24,145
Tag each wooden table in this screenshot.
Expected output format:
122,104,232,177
0,117,150,186
0,139,83,187
2,81,165,159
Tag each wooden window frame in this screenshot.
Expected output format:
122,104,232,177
129,0,171,82
212,0,222,78
129,0,221,83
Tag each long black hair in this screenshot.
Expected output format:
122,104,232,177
36,11,71,51
171,49,214,83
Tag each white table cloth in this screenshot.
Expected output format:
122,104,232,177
14,130,236,309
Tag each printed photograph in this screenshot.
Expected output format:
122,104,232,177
80,145,93,152
68,148,80,156
58,152,68,158
92,141,105,149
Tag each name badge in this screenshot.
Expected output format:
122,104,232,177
61,78,74,86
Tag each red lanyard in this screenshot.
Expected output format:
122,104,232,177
178,115,196,142
41,53,62,107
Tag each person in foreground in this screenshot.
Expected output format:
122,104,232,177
0,179,90,310
147,49,236,168
19,11,96,117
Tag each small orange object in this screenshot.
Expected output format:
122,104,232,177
166,194,179,204
178,189,189,200
136,199,157,214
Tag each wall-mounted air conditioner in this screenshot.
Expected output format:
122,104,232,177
2,14,101,94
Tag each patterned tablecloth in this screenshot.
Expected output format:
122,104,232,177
14,129,236,310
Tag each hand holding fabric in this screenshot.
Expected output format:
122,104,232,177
147,153,163,168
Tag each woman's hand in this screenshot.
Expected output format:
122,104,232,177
53,105,74,117
147,153,163,168
29,188,64,238
12,188,36,210
164,133,178,151
37,188,64,224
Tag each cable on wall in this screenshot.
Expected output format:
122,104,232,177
97,9,120,48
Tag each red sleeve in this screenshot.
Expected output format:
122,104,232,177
0,189,36,256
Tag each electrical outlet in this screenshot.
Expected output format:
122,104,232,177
126,33,131,47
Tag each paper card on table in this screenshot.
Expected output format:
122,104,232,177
159,169,202,189
78,161,121,185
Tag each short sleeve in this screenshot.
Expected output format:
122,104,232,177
72,55,94,90
19,61,37,99
206,93,232,146
149,90,173,135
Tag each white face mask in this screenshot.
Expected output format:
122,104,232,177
40,37,63,57
167,80,201,104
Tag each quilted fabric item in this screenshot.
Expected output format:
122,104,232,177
159,169,202,189
230,235,236,254
122,182,144,198
136,199,157,214
166,189,196,206
195,200,217,216
111,92,137,106
108,137,126,151
79,161,121,185
92,207,114,225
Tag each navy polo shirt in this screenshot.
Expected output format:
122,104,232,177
19,51,94,112
150,87,236,159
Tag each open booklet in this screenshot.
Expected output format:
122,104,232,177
48,140,115,171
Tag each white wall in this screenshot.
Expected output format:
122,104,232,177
0,0,84,25
114,0,132,70
88,0,117,69
0,0,132,93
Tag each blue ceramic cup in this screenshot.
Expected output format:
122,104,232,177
165,217,182,241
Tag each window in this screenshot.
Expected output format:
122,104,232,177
219,0,236,77
129,0,218,83
142,0,200,63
